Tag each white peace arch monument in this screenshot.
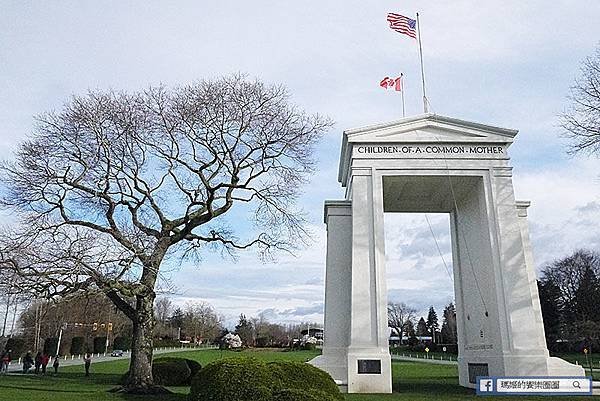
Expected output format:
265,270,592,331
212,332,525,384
310,113,583,393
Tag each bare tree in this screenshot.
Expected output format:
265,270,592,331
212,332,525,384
387,302,417,340
154,297,173,325
0,75,330,392
561,44,600,154
182,301,222,343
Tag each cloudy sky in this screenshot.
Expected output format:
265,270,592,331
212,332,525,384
1,1,599,327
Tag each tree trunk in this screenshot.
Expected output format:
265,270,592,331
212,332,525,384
122,294,161,392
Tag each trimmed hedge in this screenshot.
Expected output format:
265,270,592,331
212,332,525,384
190,358,272,401
70,337,85,355
43,338,59,356
272,388,340,401
113,336,131,351
153,357,191,386
186,358,202,377
267,361,343,400
93,337,107,353
189,357,342,401
4,337,26,357
121,357,201,386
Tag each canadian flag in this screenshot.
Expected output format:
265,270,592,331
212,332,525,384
380,75,402,91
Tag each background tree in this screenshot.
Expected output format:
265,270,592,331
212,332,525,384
153,297,173,339
440,303,457,344
561,44,600,155
0,75,330,392
154,297,173,326
182,301,222,344
234,314,254,346
18,293,131,356
416,317,428,337
537,280,562,349
387,302,416,340
426,306,439,343
539,249,600,349
169,307,185,339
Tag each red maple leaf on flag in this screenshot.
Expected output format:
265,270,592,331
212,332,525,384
380,76,402,91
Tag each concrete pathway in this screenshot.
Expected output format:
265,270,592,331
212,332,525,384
4,346,216,373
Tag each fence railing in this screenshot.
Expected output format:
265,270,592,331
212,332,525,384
5,343,217,366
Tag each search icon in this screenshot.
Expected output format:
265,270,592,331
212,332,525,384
572,380,581,389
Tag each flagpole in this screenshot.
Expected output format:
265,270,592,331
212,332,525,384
400,73,406,117
416,12,428,113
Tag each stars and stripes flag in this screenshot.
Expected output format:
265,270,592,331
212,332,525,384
380,76,402,91
386,13,417,39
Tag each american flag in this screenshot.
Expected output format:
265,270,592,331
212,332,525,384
387,13,417,39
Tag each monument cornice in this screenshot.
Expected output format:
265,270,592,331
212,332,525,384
338,113,520,186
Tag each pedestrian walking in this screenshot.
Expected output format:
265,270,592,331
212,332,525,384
34,351,42,374
84,353,92,377
0,350,11,374
23,351,33,374
41,353,50,374
52,355,60,374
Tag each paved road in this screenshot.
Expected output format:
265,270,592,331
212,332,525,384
4,346,215,373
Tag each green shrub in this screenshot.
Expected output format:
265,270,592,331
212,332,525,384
189,357,272,401
189,357,342,401
185,358,202,377
267,361,343,400
153,357,191,386
272,388,339,401
301,342,317,351
43,338,59,356
70,337,85,355
120,357,201,386
93,337,107,353
113,336,131,351
4,337,26,357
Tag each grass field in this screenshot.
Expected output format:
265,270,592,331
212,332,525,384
0,349,593,400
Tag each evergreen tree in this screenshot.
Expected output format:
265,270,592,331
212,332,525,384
404,320,416,337
235,314,254,346
416,317,428,336
440,303,457,344
169,307,185,335
426,306,439,343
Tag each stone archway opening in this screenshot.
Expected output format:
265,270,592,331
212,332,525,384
384,210,454,346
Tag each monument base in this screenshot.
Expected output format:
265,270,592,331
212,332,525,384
309,348,348,386
310,347,392,393
458,353,584,388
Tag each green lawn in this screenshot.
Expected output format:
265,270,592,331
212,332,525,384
0,349,593,400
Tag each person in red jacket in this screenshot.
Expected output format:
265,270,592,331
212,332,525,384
41,353,50,374
0,350,11,374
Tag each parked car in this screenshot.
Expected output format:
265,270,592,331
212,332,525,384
110,350,124,357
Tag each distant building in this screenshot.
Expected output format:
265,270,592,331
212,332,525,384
388,327,431,345
300,328,323,340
